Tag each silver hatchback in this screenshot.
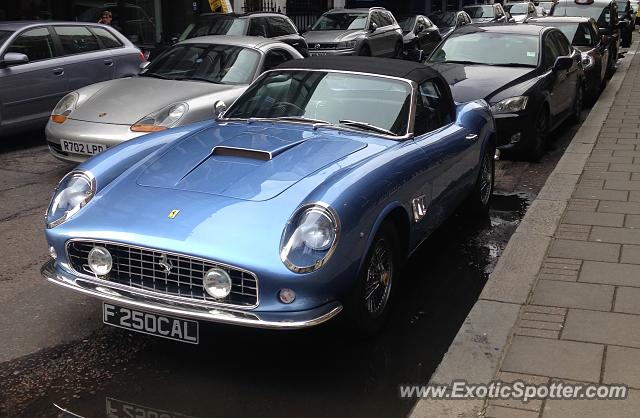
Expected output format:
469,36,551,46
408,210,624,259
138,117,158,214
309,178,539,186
303,7,404,57
0,21,143,136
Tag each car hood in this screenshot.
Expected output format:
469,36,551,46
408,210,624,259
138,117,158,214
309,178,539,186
69,77,244,125
136,124,368,201
303,30,364,43
428,62,535,102
471,17,495,23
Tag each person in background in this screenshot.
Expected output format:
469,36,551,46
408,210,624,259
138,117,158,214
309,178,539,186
98,10,113,25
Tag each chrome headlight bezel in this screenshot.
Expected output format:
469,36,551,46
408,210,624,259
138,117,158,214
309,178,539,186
280,203,340,274
50,92,79,123
490,96,529,114
46,170,96,229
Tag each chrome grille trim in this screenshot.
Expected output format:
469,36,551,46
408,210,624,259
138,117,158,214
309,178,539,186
65,239,259,309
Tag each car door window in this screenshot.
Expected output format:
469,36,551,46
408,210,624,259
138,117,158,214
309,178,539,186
383,11,396,26
421,17,433,28
496,5,505,18
370,11,385,28
248,17,270,37
269,17,297,37
89,26,123,49
54,26,100,55
6,27,55,62
262,49,294,71
543,33,561,69
552,31,572,55
414,80,451,136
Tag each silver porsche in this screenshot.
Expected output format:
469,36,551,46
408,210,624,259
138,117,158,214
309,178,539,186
46,35,303,163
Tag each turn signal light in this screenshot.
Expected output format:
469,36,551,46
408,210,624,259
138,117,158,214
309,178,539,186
130,124,167,132
51,115,67,124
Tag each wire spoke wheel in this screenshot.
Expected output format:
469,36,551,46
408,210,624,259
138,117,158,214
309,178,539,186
480,151,494,206
363,239,393,318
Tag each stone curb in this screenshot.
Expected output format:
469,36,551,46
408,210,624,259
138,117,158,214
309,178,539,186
410,41,640,418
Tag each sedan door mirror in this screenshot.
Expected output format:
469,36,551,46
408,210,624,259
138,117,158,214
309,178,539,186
369,22,378,32
214,100,227,119
1,52,29,68
553,56,573,71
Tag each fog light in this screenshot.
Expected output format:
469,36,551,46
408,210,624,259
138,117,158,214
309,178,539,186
510,133,521,144
88,246,112,275
203,268,232,299
49,246,57,260
279,288,296,304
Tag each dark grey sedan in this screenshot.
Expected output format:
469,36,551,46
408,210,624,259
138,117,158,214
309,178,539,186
0,21,143,136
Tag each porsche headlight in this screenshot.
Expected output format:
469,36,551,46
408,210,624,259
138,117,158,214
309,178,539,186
46,170,95,228
51,92,79,124
280,203,340,273
581,52,595,70
130,103,188,132
490,96,529,114
337,40,357,49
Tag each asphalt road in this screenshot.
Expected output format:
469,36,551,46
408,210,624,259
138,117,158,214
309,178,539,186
0,117,583,418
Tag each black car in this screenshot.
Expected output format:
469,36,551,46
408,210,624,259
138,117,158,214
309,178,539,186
397,14,442,60
427,24,583,161
529,16,611,103
427,11,472,38
615,0,634,46
464,4,511,23
551,0,621,66
178,12,309,57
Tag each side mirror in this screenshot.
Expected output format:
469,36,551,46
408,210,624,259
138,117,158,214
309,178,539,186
553,56,573,71
1,52,29,67
139,61,150,71
369,22,378,32
214,100,227,119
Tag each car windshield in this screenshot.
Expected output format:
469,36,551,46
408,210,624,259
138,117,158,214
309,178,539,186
465,6,496,18
538,1,555,12
506,3,529,14
552,5,612,26
179,16,247,40
429,31,539,66
398,16,417,32
311,13,368,30
142,44,260,85
428,12,457,27
543,22,594,46
224,71,412,136
0,30,13,47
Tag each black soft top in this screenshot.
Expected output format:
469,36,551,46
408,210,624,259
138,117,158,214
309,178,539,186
274,56,444,85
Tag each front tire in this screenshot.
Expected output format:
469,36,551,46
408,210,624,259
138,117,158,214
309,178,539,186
359,45,371,56
344,222,399,336
466,142,495,216
529,108,549,162
570,83,584,124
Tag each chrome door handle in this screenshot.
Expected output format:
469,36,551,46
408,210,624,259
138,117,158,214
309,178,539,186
465,133,478,141
52,68,64,76
103,59,114,66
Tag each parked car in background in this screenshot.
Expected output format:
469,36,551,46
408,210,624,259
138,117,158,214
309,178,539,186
505,2,540,22
178,12,309,57
42,57,496,336
464,4,511,23
535,5,549,16
303,7,403,57
529,16,610,103
615,0,634,46
427,11,472,38
397,15,442,60
535,0,558,14
46,36,302,163
0,21,143,136
551,0,621,68
427,24,583,161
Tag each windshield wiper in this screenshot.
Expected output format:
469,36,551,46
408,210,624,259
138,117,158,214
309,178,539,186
174,76,223,84
488,62,537,68
338,120,397,136
141,72,169,80
273,116,332,125
442,60,487,65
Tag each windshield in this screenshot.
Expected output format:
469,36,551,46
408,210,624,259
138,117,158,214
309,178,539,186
143,44,260,85
224,71,412,136
0,30,13,47
428,12,457,27
505,3,529,14
398,16,416,32
465,6,495,18
552,5,613,26
311,13,368,30
429,31,539,66
180,16,247,40
538,1,555,12
544,22,594,46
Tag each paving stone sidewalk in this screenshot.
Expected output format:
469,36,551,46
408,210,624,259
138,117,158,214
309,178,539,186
483,49,640,417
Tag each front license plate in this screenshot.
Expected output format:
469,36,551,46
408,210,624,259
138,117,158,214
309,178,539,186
103,303,199,344
309,52,328,56
60,139,105,156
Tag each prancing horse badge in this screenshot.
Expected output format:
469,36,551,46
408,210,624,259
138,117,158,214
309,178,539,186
168,209,180,219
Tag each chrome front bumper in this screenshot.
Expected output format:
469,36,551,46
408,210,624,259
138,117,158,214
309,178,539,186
41,260,343,330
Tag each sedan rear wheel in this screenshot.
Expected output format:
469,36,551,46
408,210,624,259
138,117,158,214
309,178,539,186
570,84,584,124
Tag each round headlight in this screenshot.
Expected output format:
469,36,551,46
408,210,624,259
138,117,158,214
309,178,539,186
88,246,112,276
46,171,96,228
203,268,232,299
280,203,340,273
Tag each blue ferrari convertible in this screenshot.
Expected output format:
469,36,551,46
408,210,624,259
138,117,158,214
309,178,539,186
42,57,496,339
